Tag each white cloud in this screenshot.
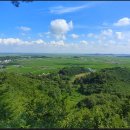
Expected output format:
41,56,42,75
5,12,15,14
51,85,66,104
115,32,124,40
86,29,130,46
0,38,22,45
50,5,88,14
38,32,51,38
114,17,130,26
50,40,65,46
87,29,126,42
80,40,88,45
50,19,73,40
1,28,130,54
18,26,31,31
33,39,45,44
0,38,45,45
49,2,102,15
71,34,79,39
0,38,65,47
101,29,113,36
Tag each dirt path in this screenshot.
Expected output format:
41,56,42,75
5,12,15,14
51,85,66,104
70,72,90,84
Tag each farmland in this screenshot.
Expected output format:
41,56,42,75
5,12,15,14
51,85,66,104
1,54,130,74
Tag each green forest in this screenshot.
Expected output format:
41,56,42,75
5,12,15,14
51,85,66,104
0,55,130,128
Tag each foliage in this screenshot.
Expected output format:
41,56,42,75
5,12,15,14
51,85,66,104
0,63,130,128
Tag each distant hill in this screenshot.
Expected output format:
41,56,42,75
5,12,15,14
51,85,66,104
74,67,130,95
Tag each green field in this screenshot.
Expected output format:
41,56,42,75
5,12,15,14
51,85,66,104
4,55,130,74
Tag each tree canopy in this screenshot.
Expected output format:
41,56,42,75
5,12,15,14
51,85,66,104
0,67,130,128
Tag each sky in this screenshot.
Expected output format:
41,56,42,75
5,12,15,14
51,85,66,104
0,1,130,54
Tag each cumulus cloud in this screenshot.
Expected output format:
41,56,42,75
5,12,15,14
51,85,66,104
0,38,45,45
87,29,127,42
1,27,130,53
0,38,66,47
50,40,65,46
0,38,22,45
71,34,79,39
32,39,45,44
18,26,31,31
50,19,73,40
101,29,113,36
86,29,130,47
114,17,130,26
80,40,88,45
1,36,130,54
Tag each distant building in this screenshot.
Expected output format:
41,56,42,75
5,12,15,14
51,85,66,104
3,59,11,63
0,59,12,64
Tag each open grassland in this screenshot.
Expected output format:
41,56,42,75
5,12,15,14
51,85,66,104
4,55,130,74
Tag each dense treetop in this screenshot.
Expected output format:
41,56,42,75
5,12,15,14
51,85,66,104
0,66,130,128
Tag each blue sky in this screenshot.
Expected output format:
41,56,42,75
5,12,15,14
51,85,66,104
0,1,130,53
